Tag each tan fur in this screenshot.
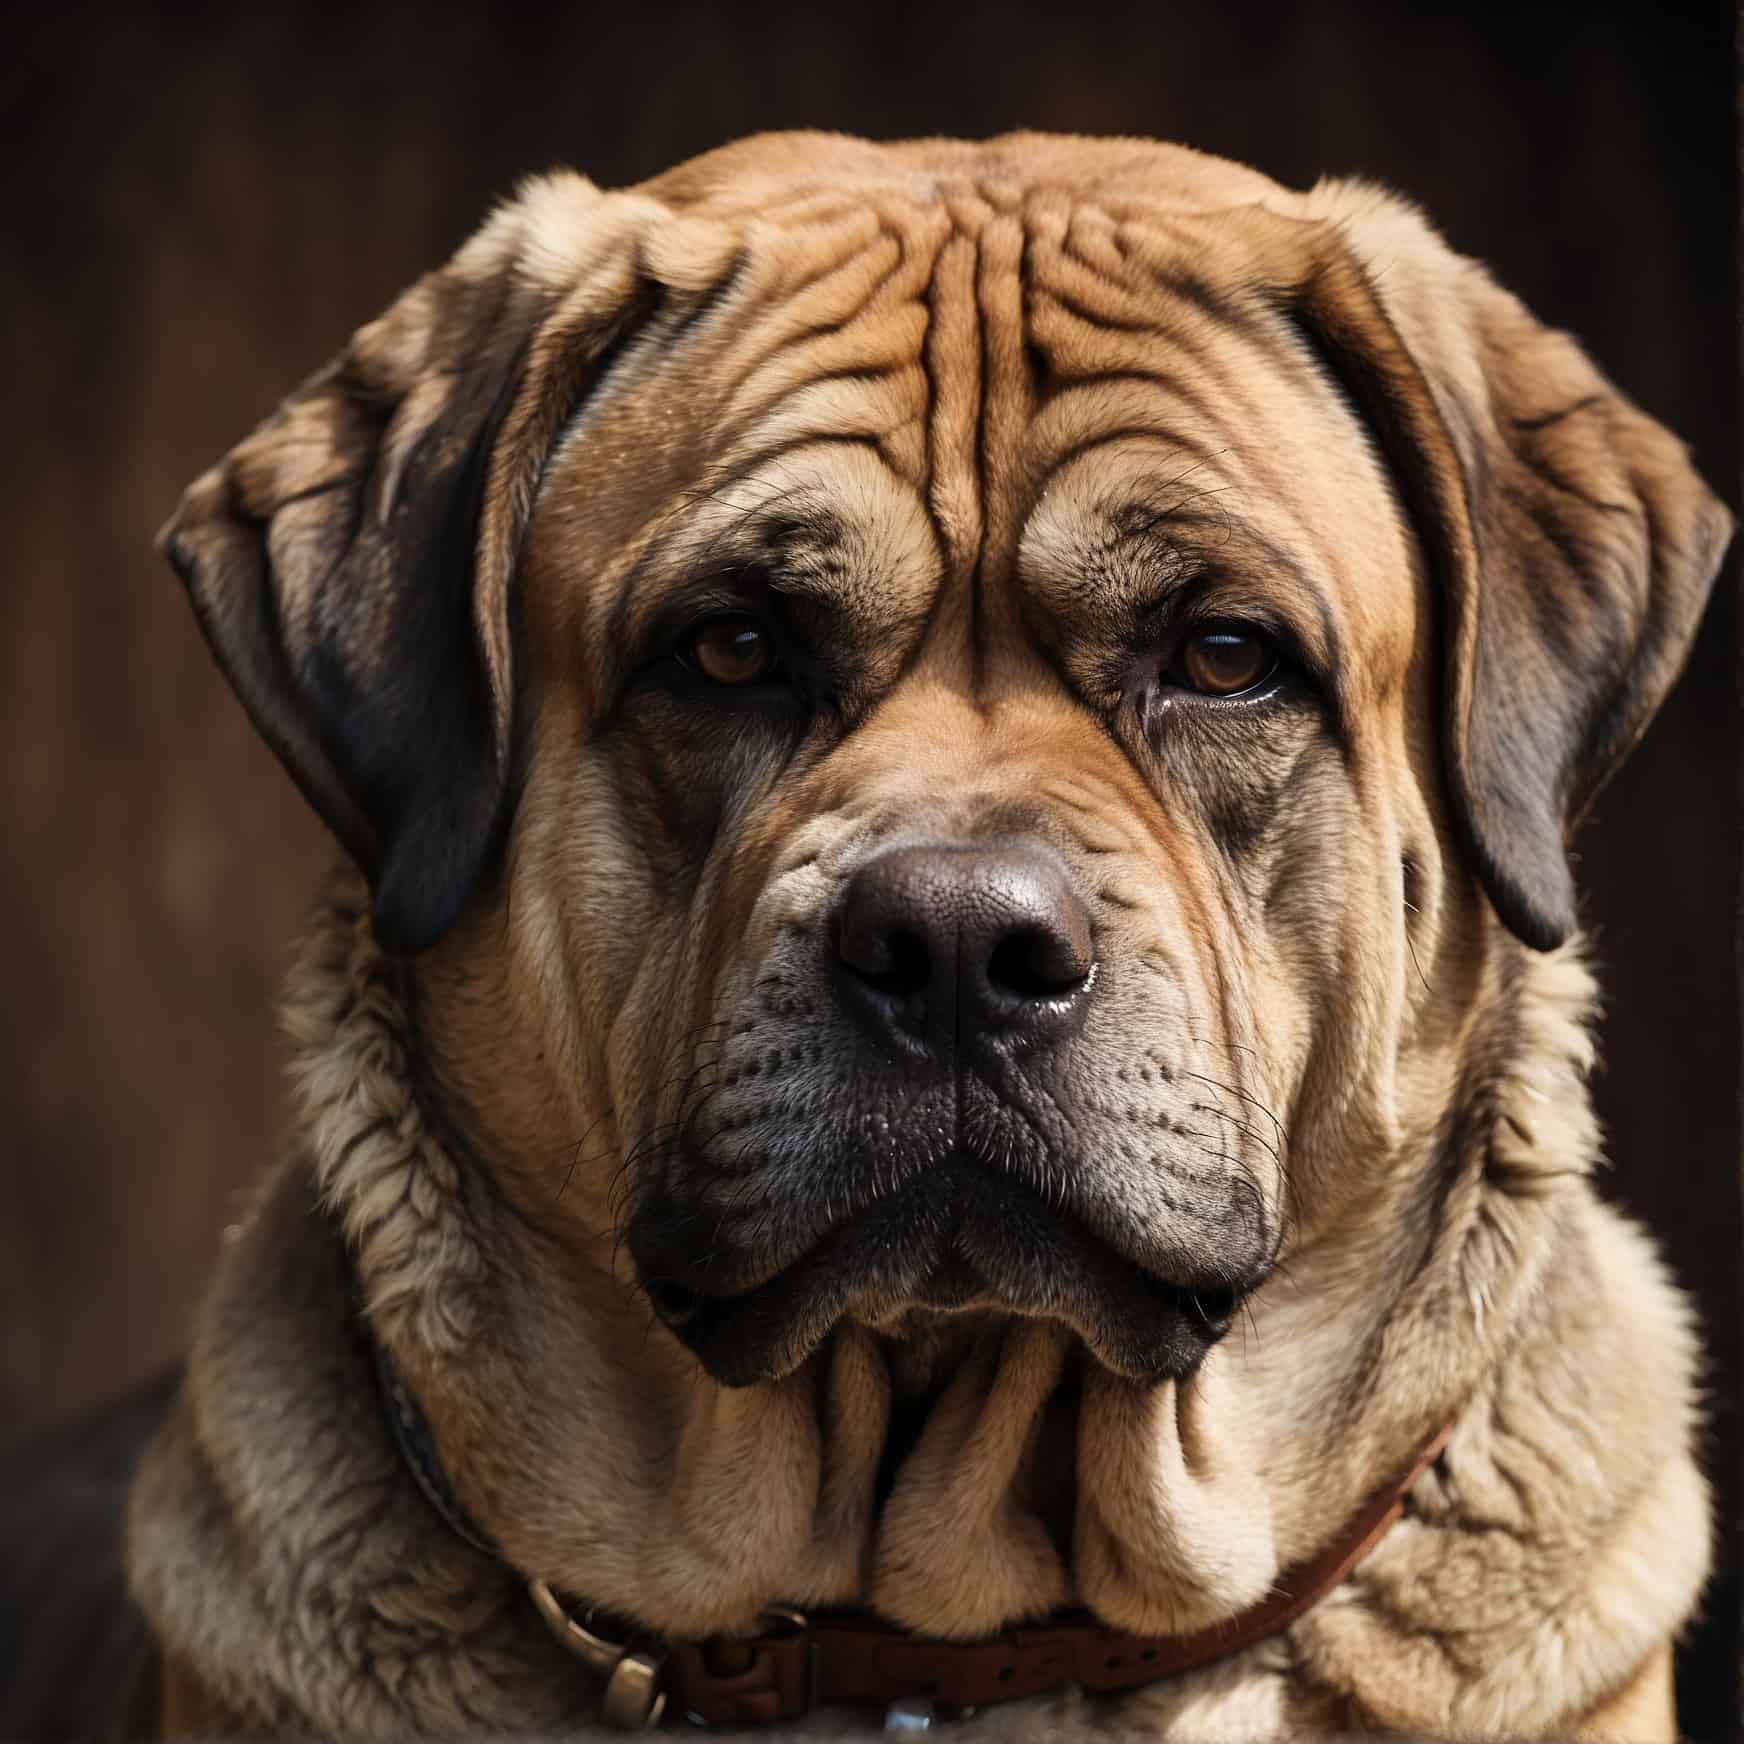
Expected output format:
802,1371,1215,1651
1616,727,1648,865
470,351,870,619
129,133,1729,1738
1572,1645,1675,1742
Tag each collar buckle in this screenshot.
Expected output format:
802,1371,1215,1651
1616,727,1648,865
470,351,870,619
529,1579,669,1729
666,1607,813,1727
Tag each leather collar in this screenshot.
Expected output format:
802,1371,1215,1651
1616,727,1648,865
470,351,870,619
660,1417,1452,1728
364,1299,1451,1730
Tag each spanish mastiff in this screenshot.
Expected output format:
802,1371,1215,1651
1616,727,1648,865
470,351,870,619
119,133,1727,1738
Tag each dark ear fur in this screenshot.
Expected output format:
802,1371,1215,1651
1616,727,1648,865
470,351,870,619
161,177,653,955
1266,186,1732,949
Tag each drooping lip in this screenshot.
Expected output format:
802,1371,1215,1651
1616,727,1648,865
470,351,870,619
643,1157,1246,1387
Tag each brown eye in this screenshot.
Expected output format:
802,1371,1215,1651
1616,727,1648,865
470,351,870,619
687,617,778,686
1178,628,1277,697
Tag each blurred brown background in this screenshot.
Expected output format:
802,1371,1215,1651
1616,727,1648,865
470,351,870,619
2,0,1736,1729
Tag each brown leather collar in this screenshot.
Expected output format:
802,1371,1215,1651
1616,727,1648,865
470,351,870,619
658,1420,1453,1727
365,1284,1452,1729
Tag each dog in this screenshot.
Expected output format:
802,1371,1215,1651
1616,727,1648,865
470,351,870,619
87,132,1731,1737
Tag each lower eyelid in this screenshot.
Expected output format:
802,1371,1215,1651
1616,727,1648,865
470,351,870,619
1151,665,1290,710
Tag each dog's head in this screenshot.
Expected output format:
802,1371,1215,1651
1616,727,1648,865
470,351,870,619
163,135,1729,1391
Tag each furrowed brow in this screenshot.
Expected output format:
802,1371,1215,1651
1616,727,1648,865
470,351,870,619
606,486,845,653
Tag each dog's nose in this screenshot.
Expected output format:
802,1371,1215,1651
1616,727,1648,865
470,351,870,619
833,842,1094,1050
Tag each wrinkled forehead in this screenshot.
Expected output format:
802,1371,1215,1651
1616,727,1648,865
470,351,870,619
530,180,1416,689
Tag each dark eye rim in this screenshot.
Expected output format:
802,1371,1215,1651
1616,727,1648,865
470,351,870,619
646,607,826,717
678,612,784,687
1161,619,1289,702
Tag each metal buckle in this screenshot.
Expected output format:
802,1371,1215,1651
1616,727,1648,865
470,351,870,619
528,1579,669,1729
884,1694,937,1730
601,1651,669,1730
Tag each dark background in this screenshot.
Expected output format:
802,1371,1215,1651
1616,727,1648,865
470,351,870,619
2,0,1736,1732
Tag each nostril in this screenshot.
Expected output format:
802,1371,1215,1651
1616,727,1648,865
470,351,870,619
840,926,932,999
988,928,1090,999
834,844,1095,1043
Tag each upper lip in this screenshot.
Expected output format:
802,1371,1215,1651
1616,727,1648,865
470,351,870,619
636,1151,1249,1380
642,1140,1222,1301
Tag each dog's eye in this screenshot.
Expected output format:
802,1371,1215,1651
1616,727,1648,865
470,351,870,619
684,617,781,687
1174,627,1278,698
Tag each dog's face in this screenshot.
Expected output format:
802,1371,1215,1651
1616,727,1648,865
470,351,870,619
523,259,1424,1388
163,135,1729,1391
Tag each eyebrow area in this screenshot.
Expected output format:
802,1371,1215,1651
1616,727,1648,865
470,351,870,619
607,471,942,706
1019,497,1351,735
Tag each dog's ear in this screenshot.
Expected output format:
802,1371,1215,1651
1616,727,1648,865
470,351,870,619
160,175,668,954
1263,186,1732,950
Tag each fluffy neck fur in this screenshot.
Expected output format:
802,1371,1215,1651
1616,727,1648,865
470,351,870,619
125,880,1709,1737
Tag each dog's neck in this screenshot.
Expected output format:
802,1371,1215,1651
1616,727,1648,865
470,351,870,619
127,873,1707,1735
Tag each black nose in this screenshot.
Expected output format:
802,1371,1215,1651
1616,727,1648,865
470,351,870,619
833,842,1095,1052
